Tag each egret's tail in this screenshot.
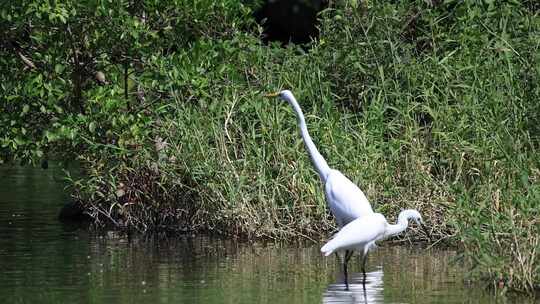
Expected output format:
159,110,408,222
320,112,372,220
321,241,335,257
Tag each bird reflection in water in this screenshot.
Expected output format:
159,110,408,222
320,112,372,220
323,266,384,304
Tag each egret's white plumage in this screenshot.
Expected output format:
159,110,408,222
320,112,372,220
321,209,429,289
324,170,373,227
267,90,430,290
320,213,386,257
321,210,424,256
269,90,373,227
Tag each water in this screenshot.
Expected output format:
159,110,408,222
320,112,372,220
0,163,531,303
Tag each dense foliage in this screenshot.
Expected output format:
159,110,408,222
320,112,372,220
1,0,539,293
1,0,252,163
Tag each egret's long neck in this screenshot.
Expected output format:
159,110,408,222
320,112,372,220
286,95,330,182
384,211,411,238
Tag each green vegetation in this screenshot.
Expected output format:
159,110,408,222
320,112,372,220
1,0,539,294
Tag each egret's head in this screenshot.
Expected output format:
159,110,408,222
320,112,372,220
265,90,294,102
400,209,422,224
410,210,423,225
401,209,431,241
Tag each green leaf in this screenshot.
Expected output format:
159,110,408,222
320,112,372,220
45,130,58,143
54,64,65,74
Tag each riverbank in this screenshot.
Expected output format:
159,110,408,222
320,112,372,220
2,1,539,293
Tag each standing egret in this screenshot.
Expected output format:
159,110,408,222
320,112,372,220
265,90,374,226
321,209,431,290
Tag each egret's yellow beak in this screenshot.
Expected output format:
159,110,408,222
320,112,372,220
264,92,280,98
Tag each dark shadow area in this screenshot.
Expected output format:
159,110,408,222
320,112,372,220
58,200,91,222
254,0,327,45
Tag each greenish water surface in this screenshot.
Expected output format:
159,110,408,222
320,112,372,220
0,163,530,303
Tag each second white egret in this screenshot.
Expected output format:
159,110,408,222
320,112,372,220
321,209,431,290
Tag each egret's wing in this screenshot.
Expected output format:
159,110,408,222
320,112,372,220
325,170,374,226
321,214,386,256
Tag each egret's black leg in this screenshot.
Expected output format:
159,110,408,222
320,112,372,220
343,257,349,290
362,282,367,301
343,250,354,290
334,251,348,290
361,252,368,286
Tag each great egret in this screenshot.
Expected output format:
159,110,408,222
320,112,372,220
321,209,430,290
265,90,374,226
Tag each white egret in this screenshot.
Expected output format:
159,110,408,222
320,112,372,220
265,90,374,226
321,209,431,290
